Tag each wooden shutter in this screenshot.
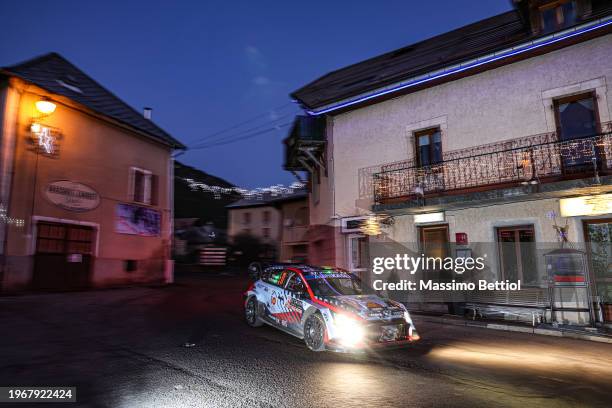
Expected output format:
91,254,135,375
150,174,159,206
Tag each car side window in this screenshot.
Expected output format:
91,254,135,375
264,269,284,286
278,271,291,287
285,274,306,294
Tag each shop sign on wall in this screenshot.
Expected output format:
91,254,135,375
455,232,468,245
45,181,100,212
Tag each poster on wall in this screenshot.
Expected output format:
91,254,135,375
115,203,160,237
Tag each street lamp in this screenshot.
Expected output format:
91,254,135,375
360,214,381,236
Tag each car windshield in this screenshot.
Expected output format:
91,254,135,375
305,273,362,297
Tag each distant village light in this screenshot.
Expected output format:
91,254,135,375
35,98,56,115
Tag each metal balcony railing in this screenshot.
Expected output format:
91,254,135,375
374,130,612,204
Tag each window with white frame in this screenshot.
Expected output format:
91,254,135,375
129,167,155,205
497,225,538,285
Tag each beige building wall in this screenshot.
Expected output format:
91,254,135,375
331,34,612,219
279,198,309,262
313,34,612,270
2,79,174,290
308,118,346,268
227,205,281,247
385,198,570,281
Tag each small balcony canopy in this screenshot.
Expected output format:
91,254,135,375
283,115,327,173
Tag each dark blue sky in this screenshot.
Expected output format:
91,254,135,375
1,0,510,188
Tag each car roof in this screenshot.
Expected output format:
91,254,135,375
299,268,356,280
262,264,353,278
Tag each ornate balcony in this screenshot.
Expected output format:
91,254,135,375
374,127,612,205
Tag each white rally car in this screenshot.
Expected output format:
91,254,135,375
244,264,419,352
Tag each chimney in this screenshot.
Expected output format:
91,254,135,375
143,107,152,120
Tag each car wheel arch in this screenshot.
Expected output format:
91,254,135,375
246,294,265,314
301,306,332,333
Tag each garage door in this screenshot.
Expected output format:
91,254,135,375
32,221,94,290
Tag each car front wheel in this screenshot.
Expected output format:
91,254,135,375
304,314,326,351
245,296,263,327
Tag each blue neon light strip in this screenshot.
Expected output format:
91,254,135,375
306,18,612,116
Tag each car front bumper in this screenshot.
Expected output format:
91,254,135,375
326,319,419,352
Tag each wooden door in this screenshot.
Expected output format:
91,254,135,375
32,222,94,290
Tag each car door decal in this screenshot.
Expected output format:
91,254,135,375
286,296,304,323
265,271,306,328
270,289,293,326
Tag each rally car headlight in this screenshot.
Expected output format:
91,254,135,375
333,313,364,347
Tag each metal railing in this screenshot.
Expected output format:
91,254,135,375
374,130,612,203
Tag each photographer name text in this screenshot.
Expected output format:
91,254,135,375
373,279,521,291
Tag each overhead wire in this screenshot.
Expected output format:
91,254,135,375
185,101,296,148
189,121,293,150
189,109,298,149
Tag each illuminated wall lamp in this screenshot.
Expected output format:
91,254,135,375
35,98,56,115
360,215,382,236
559,194,612,217
414,212,445,224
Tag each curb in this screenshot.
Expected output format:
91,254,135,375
413,314,612,344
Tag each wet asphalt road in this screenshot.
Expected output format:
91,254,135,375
1,270,612,408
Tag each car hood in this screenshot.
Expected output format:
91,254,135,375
325,294,406,320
